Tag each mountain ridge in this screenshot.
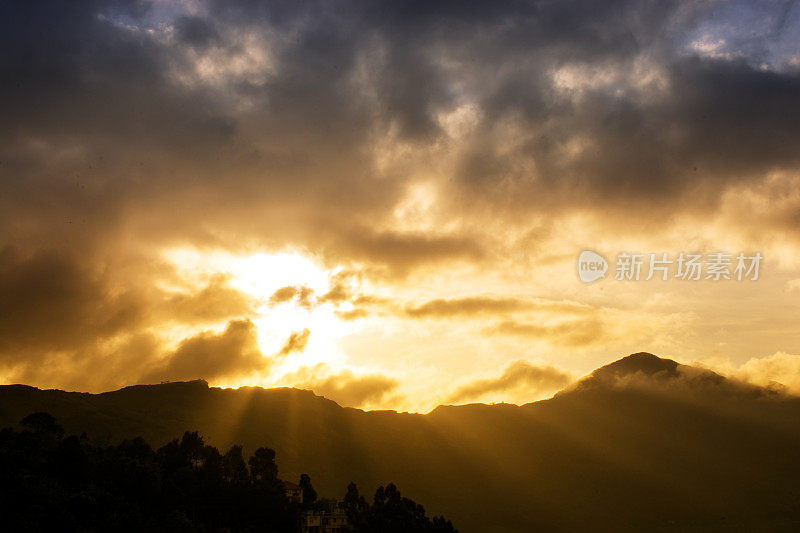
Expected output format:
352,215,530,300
2,353,799,532
4,352,786,414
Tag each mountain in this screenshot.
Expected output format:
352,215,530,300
582,350,681,380
2,353,799,532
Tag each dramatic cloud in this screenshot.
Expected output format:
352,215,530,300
269,286,315,310
277,329,311,357
484,319,605,347
319,290,596,323
403,296,593,318
163,274,256,323
1,0,800,409
0,248,142,361
339,230,485,274
404,297,532,318
285,364,399,408
733,352,800,394
4,0,800,263
141,319,267,383
447,360,572,404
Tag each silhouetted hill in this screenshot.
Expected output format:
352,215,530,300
2,353,800,532
589,351,681,379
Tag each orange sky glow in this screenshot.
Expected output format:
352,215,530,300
2,0,800,412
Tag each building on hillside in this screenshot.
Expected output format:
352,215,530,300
282,480,302,503
301,508,348,533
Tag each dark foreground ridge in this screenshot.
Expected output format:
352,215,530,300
0,412,457,532
1,353,800,532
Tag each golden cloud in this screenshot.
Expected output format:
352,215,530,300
446,360,572,404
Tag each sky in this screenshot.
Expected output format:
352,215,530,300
2,0,800,412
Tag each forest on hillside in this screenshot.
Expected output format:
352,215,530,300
0,412,458,532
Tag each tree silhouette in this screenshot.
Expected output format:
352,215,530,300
179,430,205,469
20,411,63,438
0,412,458,532
345,481,366,512
223,444,249,485
248,446,278,482
299,473,318,507
344,481,368,529
347,482,458,532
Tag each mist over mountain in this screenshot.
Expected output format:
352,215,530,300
2,353,799,532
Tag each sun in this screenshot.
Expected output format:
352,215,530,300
163,248,354,382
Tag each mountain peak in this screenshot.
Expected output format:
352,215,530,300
553,352,683,396
596,352,680,379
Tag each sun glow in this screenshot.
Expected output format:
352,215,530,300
164,248,355,383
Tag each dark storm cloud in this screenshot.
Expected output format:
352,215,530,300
337,229,486,275
140,318,266,383
464,56,800,206
446,360,572,404
0,0,388,256
0,248,142,361
4,0,800,256
0,247,257,382
174,15,220,48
